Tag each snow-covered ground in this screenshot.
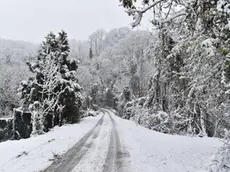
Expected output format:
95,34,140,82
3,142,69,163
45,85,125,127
0,114,102,172
0,110,223,172
112,113,223,172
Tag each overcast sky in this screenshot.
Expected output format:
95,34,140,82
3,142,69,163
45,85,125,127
0,0,151,43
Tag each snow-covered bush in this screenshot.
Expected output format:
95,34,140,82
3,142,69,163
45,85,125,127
131,107,172,134
211,131,230,172
81,109,99,118
119,94,173,134
147,111,172,134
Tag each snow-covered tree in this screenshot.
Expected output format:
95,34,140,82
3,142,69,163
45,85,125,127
0,39,36,117
89,47,93,59
118,0,230,131
89,29,106,57
20,31,82,135
0,62,25,117
118,0,230,171
118,86,134,118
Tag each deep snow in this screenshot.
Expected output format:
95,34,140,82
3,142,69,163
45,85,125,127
0,110,223,172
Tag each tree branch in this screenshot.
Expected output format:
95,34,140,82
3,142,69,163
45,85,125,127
126,0,163,27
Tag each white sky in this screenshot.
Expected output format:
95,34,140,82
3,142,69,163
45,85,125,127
0,0,151,43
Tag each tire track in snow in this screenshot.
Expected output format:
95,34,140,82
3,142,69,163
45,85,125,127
102,110,130,172
43,114,104,172
71,114,111,172
102,126,116,172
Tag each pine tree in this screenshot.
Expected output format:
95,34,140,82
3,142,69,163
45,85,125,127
56,30,82,125
20,31,82,135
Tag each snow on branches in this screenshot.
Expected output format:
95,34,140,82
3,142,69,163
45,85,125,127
120,0,230,38
20,31,82,135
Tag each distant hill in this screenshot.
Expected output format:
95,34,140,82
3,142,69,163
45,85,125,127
0,38,38,64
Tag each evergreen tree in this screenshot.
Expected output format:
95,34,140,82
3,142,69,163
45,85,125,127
20,31,82,135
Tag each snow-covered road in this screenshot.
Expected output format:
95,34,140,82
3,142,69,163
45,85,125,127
0,110,222,172
43,110,127,172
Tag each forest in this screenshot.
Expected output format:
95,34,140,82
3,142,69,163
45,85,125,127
0,0,230,171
